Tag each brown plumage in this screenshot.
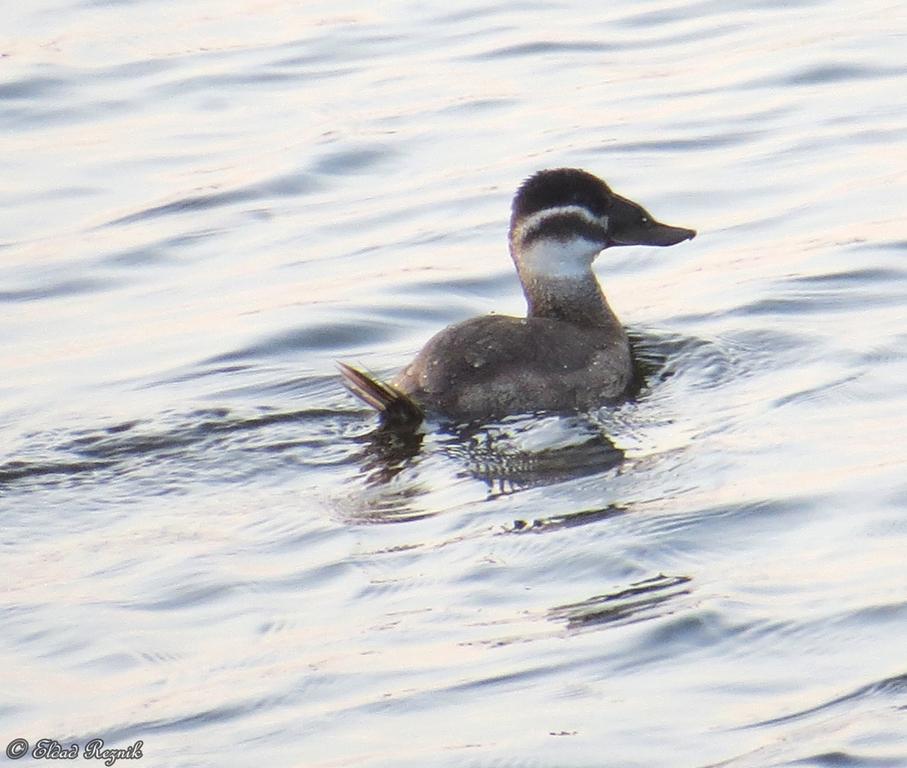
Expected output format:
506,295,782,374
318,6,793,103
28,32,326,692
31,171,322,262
339,169,695,426
337,362,424,427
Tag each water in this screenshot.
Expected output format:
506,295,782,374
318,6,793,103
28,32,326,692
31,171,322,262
2,1,907,766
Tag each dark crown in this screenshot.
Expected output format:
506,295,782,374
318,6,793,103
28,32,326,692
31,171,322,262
511,168,613,229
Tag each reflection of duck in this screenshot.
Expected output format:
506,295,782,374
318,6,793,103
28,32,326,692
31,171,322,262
350,413,624,499
453,415,625,496
340,168,695,425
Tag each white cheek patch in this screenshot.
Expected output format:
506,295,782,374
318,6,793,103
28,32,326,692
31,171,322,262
519,236,603,279
513,205,607,280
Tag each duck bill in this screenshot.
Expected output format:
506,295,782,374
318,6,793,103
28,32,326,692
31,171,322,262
610,221,696,247
606,192,696,247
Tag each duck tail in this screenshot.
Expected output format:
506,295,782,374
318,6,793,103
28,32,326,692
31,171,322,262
338,363,424,427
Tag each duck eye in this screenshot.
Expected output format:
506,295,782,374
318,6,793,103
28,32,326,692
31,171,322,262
641,216,650,225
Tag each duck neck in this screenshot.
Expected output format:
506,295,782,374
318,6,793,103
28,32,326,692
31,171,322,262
518,269,621,328
510,233,621,328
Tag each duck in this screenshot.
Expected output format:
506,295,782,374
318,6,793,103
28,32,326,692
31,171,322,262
339,168,695,425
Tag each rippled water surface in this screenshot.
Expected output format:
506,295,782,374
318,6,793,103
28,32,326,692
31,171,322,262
3,1,907,766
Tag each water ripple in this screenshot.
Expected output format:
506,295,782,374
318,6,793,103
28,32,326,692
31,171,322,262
0,276,116,302
466,40,613,60
750,670,907,729
106,172,320,226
